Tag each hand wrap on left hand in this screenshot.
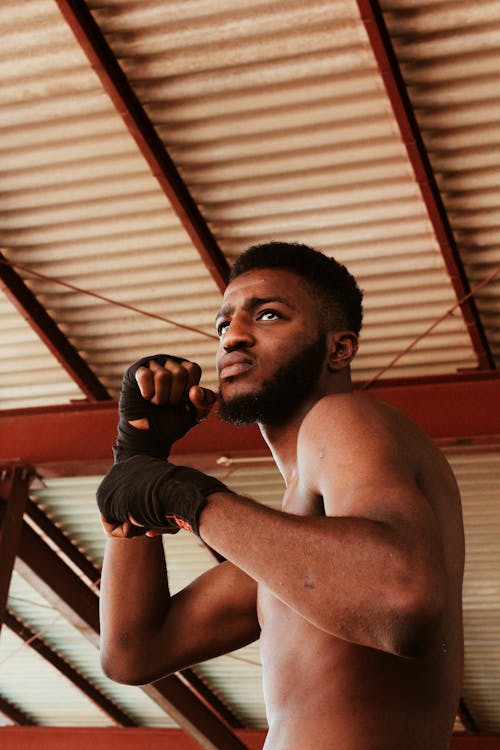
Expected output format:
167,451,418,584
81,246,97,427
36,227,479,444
97,455,230,536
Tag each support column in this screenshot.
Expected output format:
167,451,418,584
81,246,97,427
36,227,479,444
0,462,33,632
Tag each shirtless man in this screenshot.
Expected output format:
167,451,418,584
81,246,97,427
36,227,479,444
97,241,464,750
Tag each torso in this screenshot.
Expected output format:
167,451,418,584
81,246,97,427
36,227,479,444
256,393,464,750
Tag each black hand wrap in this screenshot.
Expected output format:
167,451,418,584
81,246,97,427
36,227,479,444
113,354,198,462
97,455,231,536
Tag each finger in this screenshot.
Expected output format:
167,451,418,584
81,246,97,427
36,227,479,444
189,385,216,420
181,360,202,391
100,516,145,538
148,360,173,405
162,359,189,405
135,366,155,400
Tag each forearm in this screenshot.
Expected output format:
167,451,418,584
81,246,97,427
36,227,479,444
199,491,443,656
99,535,170,679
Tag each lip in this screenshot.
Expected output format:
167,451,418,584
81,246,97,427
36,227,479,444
218,352,255,380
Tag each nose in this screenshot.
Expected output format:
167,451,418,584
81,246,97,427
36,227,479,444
221,315,255,351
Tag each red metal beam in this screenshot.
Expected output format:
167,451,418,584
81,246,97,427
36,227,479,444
4,611,137,727
54,0,230,293
0,253,110,401
0,463,33,632
0,373,498,475
355,0,495,370
1,728,499,750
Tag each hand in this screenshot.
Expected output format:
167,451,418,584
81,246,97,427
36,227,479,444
113,354,216,462
97,455,232,537
100,515,147,539
132,358,215,429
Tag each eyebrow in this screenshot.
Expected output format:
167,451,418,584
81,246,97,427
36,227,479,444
214,296,296,325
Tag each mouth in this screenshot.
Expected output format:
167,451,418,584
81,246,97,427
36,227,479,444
218,354,255,381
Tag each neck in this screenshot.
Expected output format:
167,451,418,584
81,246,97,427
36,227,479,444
259,370,352,485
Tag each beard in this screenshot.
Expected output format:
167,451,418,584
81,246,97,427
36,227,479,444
217,333,327,427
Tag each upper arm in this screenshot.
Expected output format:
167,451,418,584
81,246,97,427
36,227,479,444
301,395,435,526
299,395,446,595
137,561,259,683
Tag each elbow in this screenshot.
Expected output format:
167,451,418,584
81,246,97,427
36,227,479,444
100,642,166,686
100,649,145,686
386,586,445,660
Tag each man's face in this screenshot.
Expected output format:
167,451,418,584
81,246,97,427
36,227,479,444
215,268,327,426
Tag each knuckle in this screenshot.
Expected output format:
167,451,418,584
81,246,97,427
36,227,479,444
155,368,172,384
165,359,182,373
183,360,201,381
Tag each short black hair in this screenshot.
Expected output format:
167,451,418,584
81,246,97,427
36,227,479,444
229,241,363,335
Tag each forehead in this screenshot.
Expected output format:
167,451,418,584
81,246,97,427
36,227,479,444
222,267,313,307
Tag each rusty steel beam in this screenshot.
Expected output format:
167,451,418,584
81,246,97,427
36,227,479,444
0,695,35,727
1,728,499,749
355,0,495,370
1,372,498,476
15,515,248,749
0,399,266,474
0,463,33,632
0,253,110,401
25,498,101,588
4,611,137,727
54,0,230,293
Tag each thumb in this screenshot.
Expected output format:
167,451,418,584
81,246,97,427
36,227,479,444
189,385,216,420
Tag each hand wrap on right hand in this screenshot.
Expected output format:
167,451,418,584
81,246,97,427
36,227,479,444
113,354,198,462
97,455,231,536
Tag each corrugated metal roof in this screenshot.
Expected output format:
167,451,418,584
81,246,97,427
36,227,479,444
0,294,84,408
382,0,500,367
450,449,500,733
1,0,481,412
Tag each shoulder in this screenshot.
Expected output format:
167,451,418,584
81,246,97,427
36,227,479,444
297,392,435,497
298,391,420,453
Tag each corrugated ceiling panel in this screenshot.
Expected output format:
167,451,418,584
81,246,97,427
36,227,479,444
448,448,500,733
0,622,113,727
5,572,178,728
84,0,477,384
0,294,83,409
0,0,222,409
381,0,500,367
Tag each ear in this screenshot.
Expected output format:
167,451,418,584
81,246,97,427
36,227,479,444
326,331,358,371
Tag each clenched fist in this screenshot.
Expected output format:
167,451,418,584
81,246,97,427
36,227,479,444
113,354,216,462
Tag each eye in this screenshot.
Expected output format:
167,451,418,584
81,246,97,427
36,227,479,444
257,309,280,322
216,320,230,337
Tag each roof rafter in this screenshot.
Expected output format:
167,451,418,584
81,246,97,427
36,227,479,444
355,0,495,370
0,253,110,401
4,610,137,727
0,695,35,726
0,463,32,634
54,0,230,293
